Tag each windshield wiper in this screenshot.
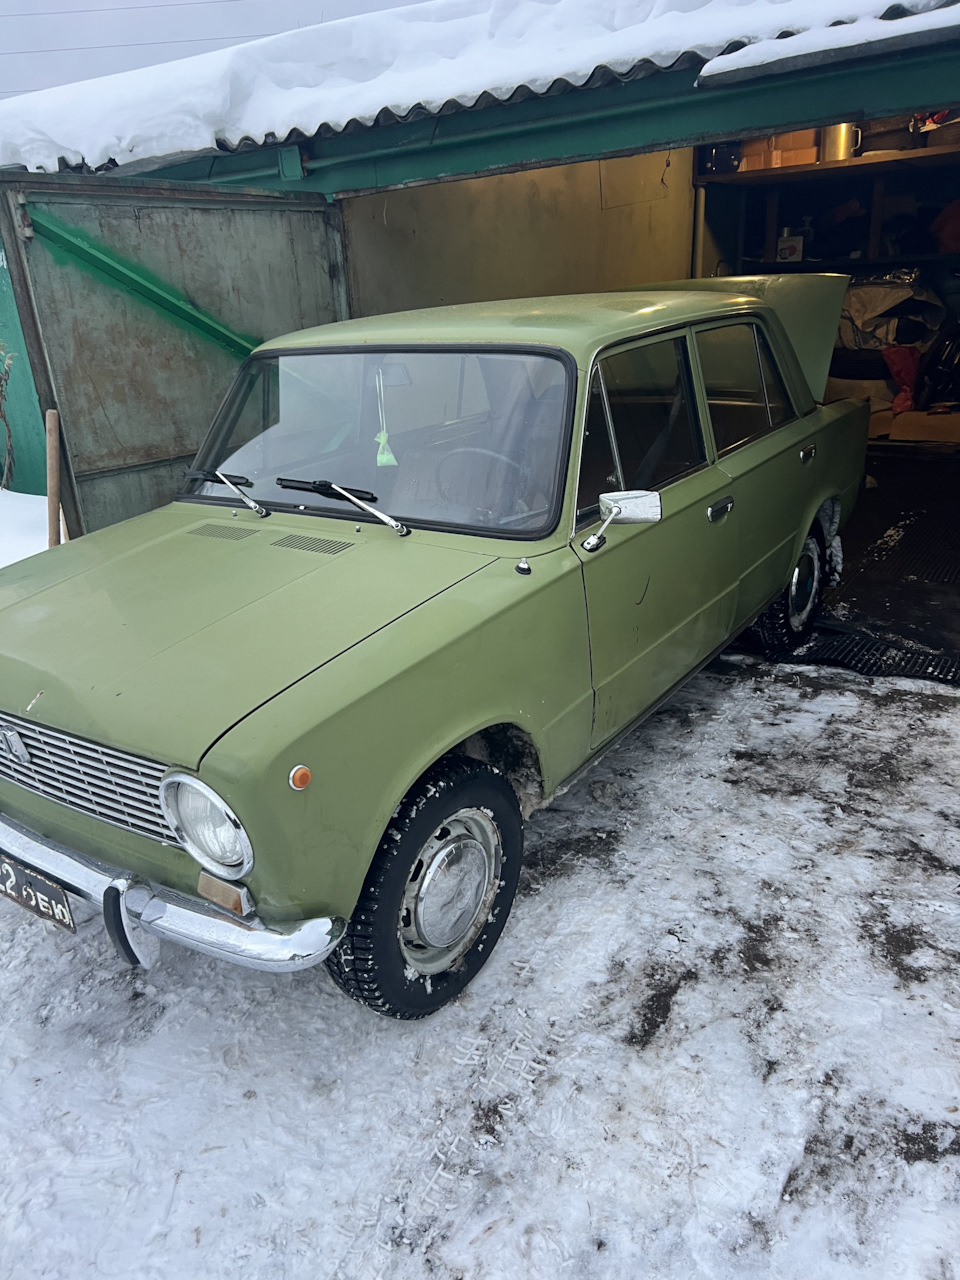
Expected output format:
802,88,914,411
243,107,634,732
184,469,269,518
276,477,409,537
277,479,379,503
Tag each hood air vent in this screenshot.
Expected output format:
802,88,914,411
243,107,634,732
272,534,353,555
188,524,257,541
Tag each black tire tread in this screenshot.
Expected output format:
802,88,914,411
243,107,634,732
325,756,521,1019
750,524,826,658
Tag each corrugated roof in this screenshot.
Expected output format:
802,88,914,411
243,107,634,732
0,0,957,174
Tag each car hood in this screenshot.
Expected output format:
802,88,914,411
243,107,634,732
0,504,496,766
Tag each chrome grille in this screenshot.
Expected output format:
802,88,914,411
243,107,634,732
0,710,179,845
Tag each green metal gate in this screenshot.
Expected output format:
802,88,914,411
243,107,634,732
0,237,45,495
0,176,347,534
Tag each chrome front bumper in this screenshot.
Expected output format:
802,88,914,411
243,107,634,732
0,810,346,973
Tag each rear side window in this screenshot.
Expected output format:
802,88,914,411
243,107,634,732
756,330,795,429
600,336,705,490
695,322,795,454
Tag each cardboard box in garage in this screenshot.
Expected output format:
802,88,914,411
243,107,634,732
741,148,820,170
870,409,960,443
770,130,819,150
772,147,819,167
739,134,820,170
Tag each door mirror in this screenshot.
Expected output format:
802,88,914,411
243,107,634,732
583,490,662,553
598,490,662,525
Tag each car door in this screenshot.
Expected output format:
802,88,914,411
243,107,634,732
691,319,822,629
573,331,741,748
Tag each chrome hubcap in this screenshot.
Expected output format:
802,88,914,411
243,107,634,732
788,537,820,631
399,808,502,976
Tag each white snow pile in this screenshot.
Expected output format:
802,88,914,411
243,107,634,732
2,657,959,1278
0,0,956,174
0,489,47,569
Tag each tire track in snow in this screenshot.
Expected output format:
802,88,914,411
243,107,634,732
327,924,582,1279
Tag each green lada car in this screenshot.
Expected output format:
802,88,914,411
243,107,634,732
0,277,867,1018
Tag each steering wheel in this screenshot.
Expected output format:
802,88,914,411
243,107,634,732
436,448,524,510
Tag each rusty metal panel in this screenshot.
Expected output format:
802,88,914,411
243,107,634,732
5,180,346,533
75,454,198,532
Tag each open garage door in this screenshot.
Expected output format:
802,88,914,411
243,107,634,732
0,176,347,535
696,116,960,671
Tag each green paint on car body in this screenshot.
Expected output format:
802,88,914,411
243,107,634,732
0,284,867,940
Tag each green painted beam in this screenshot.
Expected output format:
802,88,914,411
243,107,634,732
149,40,960,200
28,207,261,359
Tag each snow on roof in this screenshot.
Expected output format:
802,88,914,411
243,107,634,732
0,0,956,175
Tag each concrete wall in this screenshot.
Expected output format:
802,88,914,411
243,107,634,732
343,148,695,317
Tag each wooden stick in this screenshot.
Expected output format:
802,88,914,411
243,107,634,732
692,185,706,278
45,409,60,548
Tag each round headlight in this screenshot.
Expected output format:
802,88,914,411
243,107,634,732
159,774,253,879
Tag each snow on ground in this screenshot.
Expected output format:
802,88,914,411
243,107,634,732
0,490,48,570
1,657,959,1279
0,0,955,173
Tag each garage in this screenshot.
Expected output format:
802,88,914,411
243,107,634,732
1,1,959,669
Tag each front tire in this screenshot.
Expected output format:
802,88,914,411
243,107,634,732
325,757,522,1019
751,527,825,656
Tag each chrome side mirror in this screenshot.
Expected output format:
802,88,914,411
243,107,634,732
582,490,662,553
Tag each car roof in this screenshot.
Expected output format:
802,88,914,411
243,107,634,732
256,290,769,365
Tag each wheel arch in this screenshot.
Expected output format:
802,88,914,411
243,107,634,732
787,492,838,580
813,495,841,546
325,750,526,1017
447,722,546,819
812,495,843,586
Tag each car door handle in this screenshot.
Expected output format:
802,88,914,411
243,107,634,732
800,444,817,464
707,495,734,522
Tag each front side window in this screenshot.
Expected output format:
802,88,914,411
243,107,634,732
184,348,572,536
695,322,795,454
600,336,705,490
576,370,619,524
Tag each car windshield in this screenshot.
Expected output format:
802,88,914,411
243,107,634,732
182,348,572,536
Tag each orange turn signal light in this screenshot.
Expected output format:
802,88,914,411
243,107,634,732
289,765,312,791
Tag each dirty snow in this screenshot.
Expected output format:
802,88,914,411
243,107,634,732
0,489,47,569
0,0,955,173
2,656,959,1278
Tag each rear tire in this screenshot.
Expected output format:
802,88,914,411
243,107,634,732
325,757,522,1019
750,527,825,657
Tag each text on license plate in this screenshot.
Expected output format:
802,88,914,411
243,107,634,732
0,853,76,932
